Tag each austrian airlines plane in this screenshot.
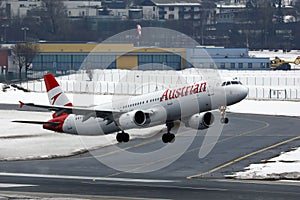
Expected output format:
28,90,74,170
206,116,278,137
14,74,248,143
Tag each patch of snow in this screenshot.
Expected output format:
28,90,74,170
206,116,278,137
228,99,300,117
229,146,300,180
0,110,165,161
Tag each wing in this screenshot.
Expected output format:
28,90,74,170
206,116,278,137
19,101,122,123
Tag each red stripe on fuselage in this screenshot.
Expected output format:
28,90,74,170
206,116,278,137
43,113,69,132
44,74,59,92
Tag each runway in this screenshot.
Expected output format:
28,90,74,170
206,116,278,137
0,113,300,199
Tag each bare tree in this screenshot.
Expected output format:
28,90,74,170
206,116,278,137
294,0,300,18
12,43,40,79
0,0,4,18
41,0,68,36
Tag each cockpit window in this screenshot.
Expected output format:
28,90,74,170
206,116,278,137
222,81,243,86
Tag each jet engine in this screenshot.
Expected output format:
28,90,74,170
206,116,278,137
118,110,150,130
185,112,214,130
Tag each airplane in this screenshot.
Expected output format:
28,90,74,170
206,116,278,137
13,74,248,143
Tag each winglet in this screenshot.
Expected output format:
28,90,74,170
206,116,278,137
19,101,24,108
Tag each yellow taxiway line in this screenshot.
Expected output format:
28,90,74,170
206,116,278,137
187,135,300,179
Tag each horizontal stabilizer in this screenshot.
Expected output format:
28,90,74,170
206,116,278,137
12,120,60,126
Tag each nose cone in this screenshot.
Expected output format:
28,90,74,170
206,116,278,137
225,85,249,106
240,85,249,100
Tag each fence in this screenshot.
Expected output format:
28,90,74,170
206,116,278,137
17,69,300,100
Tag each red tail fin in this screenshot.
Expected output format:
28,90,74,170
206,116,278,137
44,74,60,92
44,74,73,107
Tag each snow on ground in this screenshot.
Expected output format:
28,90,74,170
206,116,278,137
229,147,300,180
0,83,114,106
249,50,300,60
0,109,165,161
228,99,300,117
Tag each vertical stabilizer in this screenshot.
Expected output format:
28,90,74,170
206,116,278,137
44,74,73,107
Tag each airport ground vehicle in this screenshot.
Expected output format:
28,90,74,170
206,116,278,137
270,56,300,70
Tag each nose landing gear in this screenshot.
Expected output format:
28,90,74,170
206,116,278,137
219,106,229,124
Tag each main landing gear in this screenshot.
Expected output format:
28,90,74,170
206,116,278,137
116,131,130,143
219,105,229,124
162,122,175,143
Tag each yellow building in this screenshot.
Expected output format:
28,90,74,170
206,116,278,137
33,43,186,71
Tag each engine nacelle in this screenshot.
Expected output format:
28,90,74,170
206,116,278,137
185,112,214,130
118,110,150,130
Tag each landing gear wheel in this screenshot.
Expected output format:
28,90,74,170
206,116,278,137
162,122,176,143
220,117,229,124
116,133,123,143
123,133,130,142
162,133,175,143
169,134,175,143
162,133,169,143
116,132,130,143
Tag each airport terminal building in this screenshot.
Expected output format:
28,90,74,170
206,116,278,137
2,43,270,80
29,43,269,74
31,44,186,72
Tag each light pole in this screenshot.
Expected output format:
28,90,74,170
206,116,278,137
1,24,9,42
21,27,29,42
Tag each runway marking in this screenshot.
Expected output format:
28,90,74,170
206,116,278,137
108,116,270,177
0,183,37,188
0,191,169,200
83,181,228,192
215,179,300,186
55,115,269,164
0,172,175,183
187,135,300,179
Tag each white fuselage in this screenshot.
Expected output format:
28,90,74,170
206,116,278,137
62,80,248,135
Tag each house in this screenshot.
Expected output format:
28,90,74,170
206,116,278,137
141,0,215,23
216,3,247,24
1,0,102,18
